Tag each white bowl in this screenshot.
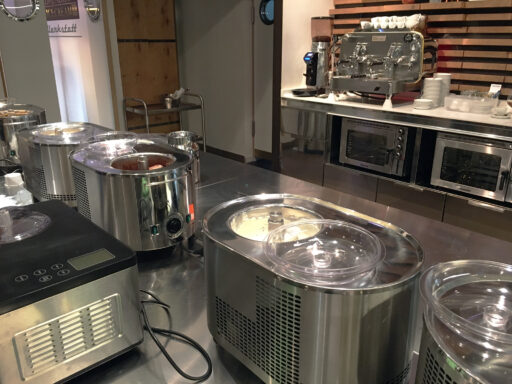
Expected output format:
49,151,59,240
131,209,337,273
414,98,434,110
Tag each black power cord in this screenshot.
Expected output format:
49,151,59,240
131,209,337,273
139,290,213,382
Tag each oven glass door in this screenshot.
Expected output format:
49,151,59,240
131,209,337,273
431,137,512,201
340,120,399,175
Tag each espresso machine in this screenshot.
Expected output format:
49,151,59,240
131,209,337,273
331,30,437,98
302,16,333,94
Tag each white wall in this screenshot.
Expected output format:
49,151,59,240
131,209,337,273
175,0,254,160
0,2,60,121
253,6,273,154
49,2,115,128
282,0,332,90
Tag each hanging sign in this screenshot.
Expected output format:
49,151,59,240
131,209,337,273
45,0,81,36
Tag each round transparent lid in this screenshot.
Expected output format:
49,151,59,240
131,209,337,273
228,204,322,242
422,260,512,382
111,152,176,171
84,131,137,145
264,219,383,286
168,131,200,151
422,260,512,347
0,207,51,244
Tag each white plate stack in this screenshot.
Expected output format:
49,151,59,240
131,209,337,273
422,78,444,107
434,73,451,105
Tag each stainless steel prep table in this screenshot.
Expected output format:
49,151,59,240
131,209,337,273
69,151,512,384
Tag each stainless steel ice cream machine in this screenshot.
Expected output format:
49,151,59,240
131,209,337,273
70,134,196,252
331,30,437,95
203,194,424,384
17,122,109,206
0,103,46,168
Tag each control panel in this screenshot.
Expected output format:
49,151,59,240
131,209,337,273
11,249,115,287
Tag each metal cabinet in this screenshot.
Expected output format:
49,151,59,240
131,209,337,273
376,179,446,221
323,163,378,201
443,196,512,242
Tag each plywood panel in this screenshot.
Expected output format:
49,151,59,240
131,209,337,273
466,13,512,21
464,50,509,59
118,42,179,104
450,73,505,83
114,0,176,40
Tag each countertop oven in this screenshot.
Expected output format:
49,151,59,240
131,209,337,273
339,117,414,178
431,133,512,202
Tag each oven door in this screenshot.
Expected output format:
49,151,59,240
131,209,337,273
431,135,512,201
339,119,405,176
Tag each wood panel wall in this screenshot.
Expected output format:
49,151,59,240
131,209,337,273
331,0,512,96
114,0,180,133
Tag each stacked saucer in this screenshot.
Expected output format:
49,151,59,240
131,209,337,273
422,78,444,107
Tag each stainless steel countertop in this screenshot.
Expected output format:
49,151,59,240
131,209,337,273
70,152,512,384
282,93,512,142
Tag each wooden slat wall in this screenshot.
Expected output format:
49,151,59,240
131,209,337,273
331,0,512,96
114,0,180,132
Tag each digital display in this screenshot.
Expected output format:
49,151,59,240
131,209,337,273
67,249,115,271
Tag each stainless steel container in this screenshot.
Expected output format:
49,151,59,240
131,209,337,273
168,131,200,184
17,122,109,206
70,135,196,252
203,194,423,384
0,104,46,165
415,260,512,384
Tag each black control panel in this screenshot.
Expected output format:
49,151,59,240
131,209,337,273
304,52,318,87
0,201,136,315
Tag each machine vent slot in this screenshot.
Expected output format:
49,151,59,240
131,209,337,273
383,361,411,384
14,294,120,379
420,347,458,384
215,276,301,384
72,166,91,219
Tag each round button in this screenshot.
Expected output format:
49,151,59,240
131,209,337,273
38,275,53,283
51,263,64,271
33,269,46,276
166,217,183,235
57,269,70,277
14,275,28,283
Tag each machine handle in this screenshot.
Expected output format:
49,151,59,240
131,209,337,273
393,181,425,192
499,170,509,191
145,173,190,187
467,199,505,213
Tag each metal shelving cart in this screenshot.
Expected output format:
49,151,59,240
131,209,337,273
123,91,206,150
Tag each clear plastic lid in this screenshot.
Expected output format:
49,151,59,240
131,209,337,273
111,152,176,171
228,204,322,242
0,206,51,244
31,122,108,145
168,131,200,152
264,219,383,286
422,260,512,382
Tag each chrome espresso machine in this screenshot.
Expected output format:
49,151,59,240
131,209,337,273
331,30,437,96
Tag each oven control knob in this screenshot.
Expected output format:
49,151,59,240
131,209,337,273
396,144,402,150
398,128,404,134
166,216,183,238
397,136,403,142
395,151,402,157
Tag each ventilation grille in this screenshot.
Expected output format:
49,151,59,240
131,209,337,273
33,166,76,202
384,362,411,384
420,347,458,384
14,295,120,379
72,166,90,219
215,276,301,384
